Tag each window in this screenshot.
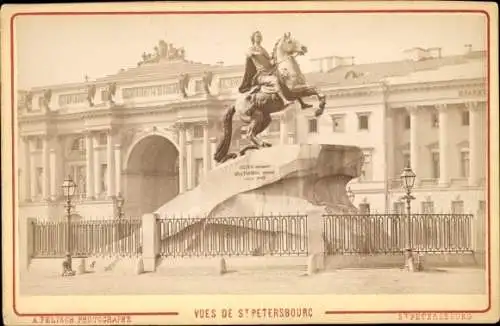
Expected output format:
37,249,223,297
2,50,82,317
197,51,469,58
100,164,107,193
431,152,440,179
359,203,371,214
360,151,373,181
451,200,465,214
358,113,370,130
462,110,470,126
122,83,179,99
195,80,203,93
268,120,280,133
98,133,107,146
73,165,87,198
403,153,411,169
67,165,86,198
404,114,411,129
194,158,204,186
58,93,87,106
393,201,405,214
421,200,435,214
308,119,318,134
431,111,439,128
35,137,43,150
460,151,470,178
193,125,204,139
331,115,345,132
36,167,43,196
219,77,242,90
71,137,85,151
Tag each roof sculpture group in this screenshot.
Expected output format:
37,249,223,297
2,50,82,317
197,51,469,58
138,40,186,66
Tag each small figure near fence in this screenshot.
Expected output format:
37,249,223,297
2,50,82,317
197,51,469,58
61,253,76,277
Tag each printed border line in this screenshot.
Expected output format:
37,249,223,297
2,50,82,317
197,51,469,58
9,8,492,318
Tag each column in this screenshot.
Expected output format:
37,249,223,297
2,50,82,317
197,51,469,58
386,109,395,180
408,106,420,185
42,135,50,200
85,132,95,199
114,144,122,196
106,131,116,198
437,104,449,186
280,113,288,145
467,102,481,186
93,134,101,198
49,148,57,200
186,127,194,190
202,123,210,176
21,136,31,201
29,138,37,200
209,137,217,170
178,125,186,193
55,136,65,199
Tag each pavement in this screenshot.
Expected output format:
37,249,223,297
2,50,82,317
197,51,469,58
19,267,486,296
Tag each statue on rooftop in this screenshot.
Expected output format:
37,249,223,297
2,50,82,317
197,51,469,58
179,73,190,98
41,89,52,111
87,84,97,107
106,82,117,105
159,40,168,57
202,71,213,95
22,91,33,112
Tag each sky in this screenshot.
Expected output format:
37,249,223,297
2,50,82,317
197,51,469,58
15,13,487,89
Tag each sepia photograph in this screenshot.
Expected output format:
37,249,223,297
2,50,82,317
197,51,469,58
1,1,498,325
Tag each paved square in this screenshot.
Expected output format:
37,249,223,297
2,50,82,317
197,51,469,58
19,267,486,296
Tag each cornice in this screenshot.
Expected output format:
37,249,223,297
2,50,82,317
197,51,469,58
387,78,486,94
18,98,226,128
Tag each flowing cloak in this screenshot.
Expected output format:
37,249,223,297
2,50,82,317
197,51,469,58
238,56,257,93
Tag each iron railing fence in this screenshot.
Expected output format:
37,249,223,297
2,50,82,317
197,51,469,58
324,214,474,255
31,213,475,258
157,215,308,257
32,219,142,258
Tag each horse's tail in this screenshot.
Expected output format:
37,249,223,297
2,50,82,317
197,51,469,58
213,105,236,163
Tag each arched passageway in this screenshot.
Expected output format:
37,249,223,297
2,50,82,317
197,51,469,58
124,135,179,217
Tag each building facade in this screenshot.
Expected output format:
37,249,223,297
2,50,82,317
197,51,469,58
17,41,488,220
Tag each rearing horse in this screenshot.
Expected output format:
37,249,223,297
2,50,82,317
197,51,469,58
214,33,326,163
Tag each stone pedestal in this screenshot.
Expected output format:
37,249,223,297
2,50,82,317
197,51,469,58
142,213,159,272
76,258,87,275
306,208,325,275
19,217,36,271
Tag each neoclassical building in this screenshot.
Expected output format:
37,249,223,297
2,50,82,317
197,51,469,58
17,41,488,220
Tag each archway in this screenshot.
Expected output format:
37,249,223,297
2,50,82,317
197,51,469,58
124,135,179,217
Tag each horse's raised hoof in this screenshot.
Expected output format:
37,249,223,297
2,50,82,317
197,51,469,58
261,142,272,148
314,108,324,117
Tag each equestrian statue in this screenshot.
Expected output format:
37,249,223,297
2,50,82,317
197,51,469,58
214,31,326,163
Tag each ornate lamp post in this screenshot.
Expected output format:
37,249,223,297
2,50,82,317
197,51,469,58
400,165,417,271
61,175,77,274
347,187,355,203
116,192,125,219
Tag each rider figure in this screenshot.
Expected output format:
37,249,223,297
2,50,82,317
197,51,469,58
239,31,293,108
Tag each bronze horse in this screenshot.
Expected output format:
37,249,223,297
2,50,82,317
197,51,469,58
214,33,326,163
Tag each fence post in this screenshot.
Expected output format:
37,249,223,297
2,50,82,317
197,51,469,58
19,217,37,271
142,213,159,272
306,208,325,274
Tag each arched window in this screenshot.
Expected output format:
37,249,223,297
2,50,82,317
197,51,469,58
71,136,85,152
70,136,86,161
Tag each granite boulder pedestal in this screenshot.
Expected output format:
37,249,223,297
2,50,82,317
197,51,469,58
142,144,364,274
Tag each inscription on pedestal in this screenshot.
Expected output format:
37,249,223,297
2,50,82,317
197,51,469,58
234,164,277,181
